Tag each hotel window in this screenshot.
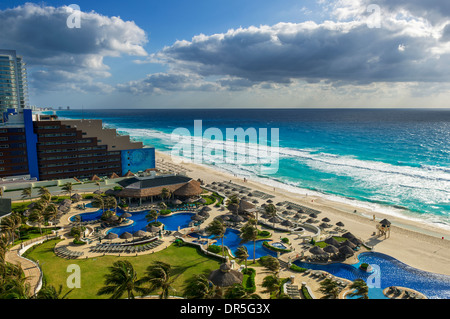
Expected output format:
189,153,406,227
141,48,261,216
0,137,8,141
0,144,9,148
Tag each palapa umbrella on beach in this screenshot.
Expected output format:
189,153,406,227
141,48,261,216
201,206,212,212
339,245,354,258
133,230,147,237
121,212,132,219
322,217,331,222
309,246,328,256
350,238,363,246
281,220,294,227
319,222,332,229
71,193,82,202
146,225,161,233
341,240,356,249
191,214,204,221
266,199,273,203
324,245,339,255
324,237,340,247
120,232,133,239
105,232,118,240
268,216,282,224
198,211,210,218
342,232,356,240
309,213,318,218
336,221,345,227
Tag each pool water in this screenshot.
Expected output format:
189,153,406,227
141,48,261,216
190,228,279,260
293,252,450,299
70,209,104,222
271,242,288,249
107,210,195,236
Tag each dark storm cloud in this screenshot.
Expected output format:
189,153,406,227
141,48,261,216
152,22,450,88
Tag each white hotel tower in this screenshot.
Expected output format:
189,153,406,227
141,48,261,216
0,49,28,114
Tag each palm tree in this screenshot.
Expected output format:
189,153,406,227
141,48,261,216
159,201,167,210
225,194,240,215
260,255,280,276
39,193,51,206
261,275,283,299
35,284,73,299
29,203,46,235
139,261,175,299
264,203,277,228
146,209,159,224
319,278,341,299
37,186,50,197
224,283,261,299
95,181,101,192
239,219,258,264
61,182,74,198
205,219,226,256
348,279,369,299
0,263,31,299
21,187,32,203
161,187,171,203
104,196,117,214
183,274,217,299
0,234,8,263
97,260,147,299
44,203,59,227
92,194,105,211
235,246,249,269
0,213,22,245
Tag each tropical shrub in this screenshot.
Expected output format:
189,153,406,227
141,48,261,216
207,245,222,254
242,268,256,293
289,264,307,273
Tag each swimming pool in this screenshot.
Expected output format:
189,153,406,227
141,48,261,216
107,210,195,236
190,228,279,260
70,209,104,222
293,252,450,299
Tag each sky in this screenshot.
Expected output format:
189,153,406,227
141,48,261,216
1,0,450,109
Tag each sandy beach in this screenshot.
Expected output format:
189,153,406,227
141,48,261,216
155,150,450,277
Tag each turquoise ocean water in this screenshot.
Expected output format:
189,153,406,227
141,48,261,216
54,108,450,232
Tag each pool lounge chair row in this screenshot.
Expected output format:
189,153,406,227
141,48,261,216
55,246,84,259
89,240,164,254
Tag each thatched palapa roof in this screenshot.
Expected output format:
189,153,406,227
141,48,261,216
208,261,243,287
116,175,201,198
173,180,202,197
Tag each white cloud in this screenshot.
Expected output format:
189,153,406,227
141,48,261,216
0,3,148,93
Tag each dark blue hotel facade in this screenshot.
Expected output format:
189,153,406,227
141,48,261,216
1,108,155,181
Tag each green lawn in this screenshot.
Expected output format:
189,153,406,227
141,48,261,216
25,239,222,299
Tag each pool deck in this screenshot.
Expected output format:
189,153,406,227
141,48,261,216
23,195,427,299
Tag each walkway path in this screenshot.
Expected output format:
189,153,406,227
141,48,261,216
5,237,47,296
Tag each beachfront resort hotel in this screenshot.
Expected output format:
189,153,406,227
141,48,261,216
0,108,155,181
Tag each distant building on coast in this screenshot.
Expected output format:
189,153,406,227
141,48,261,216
0,50,28,113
